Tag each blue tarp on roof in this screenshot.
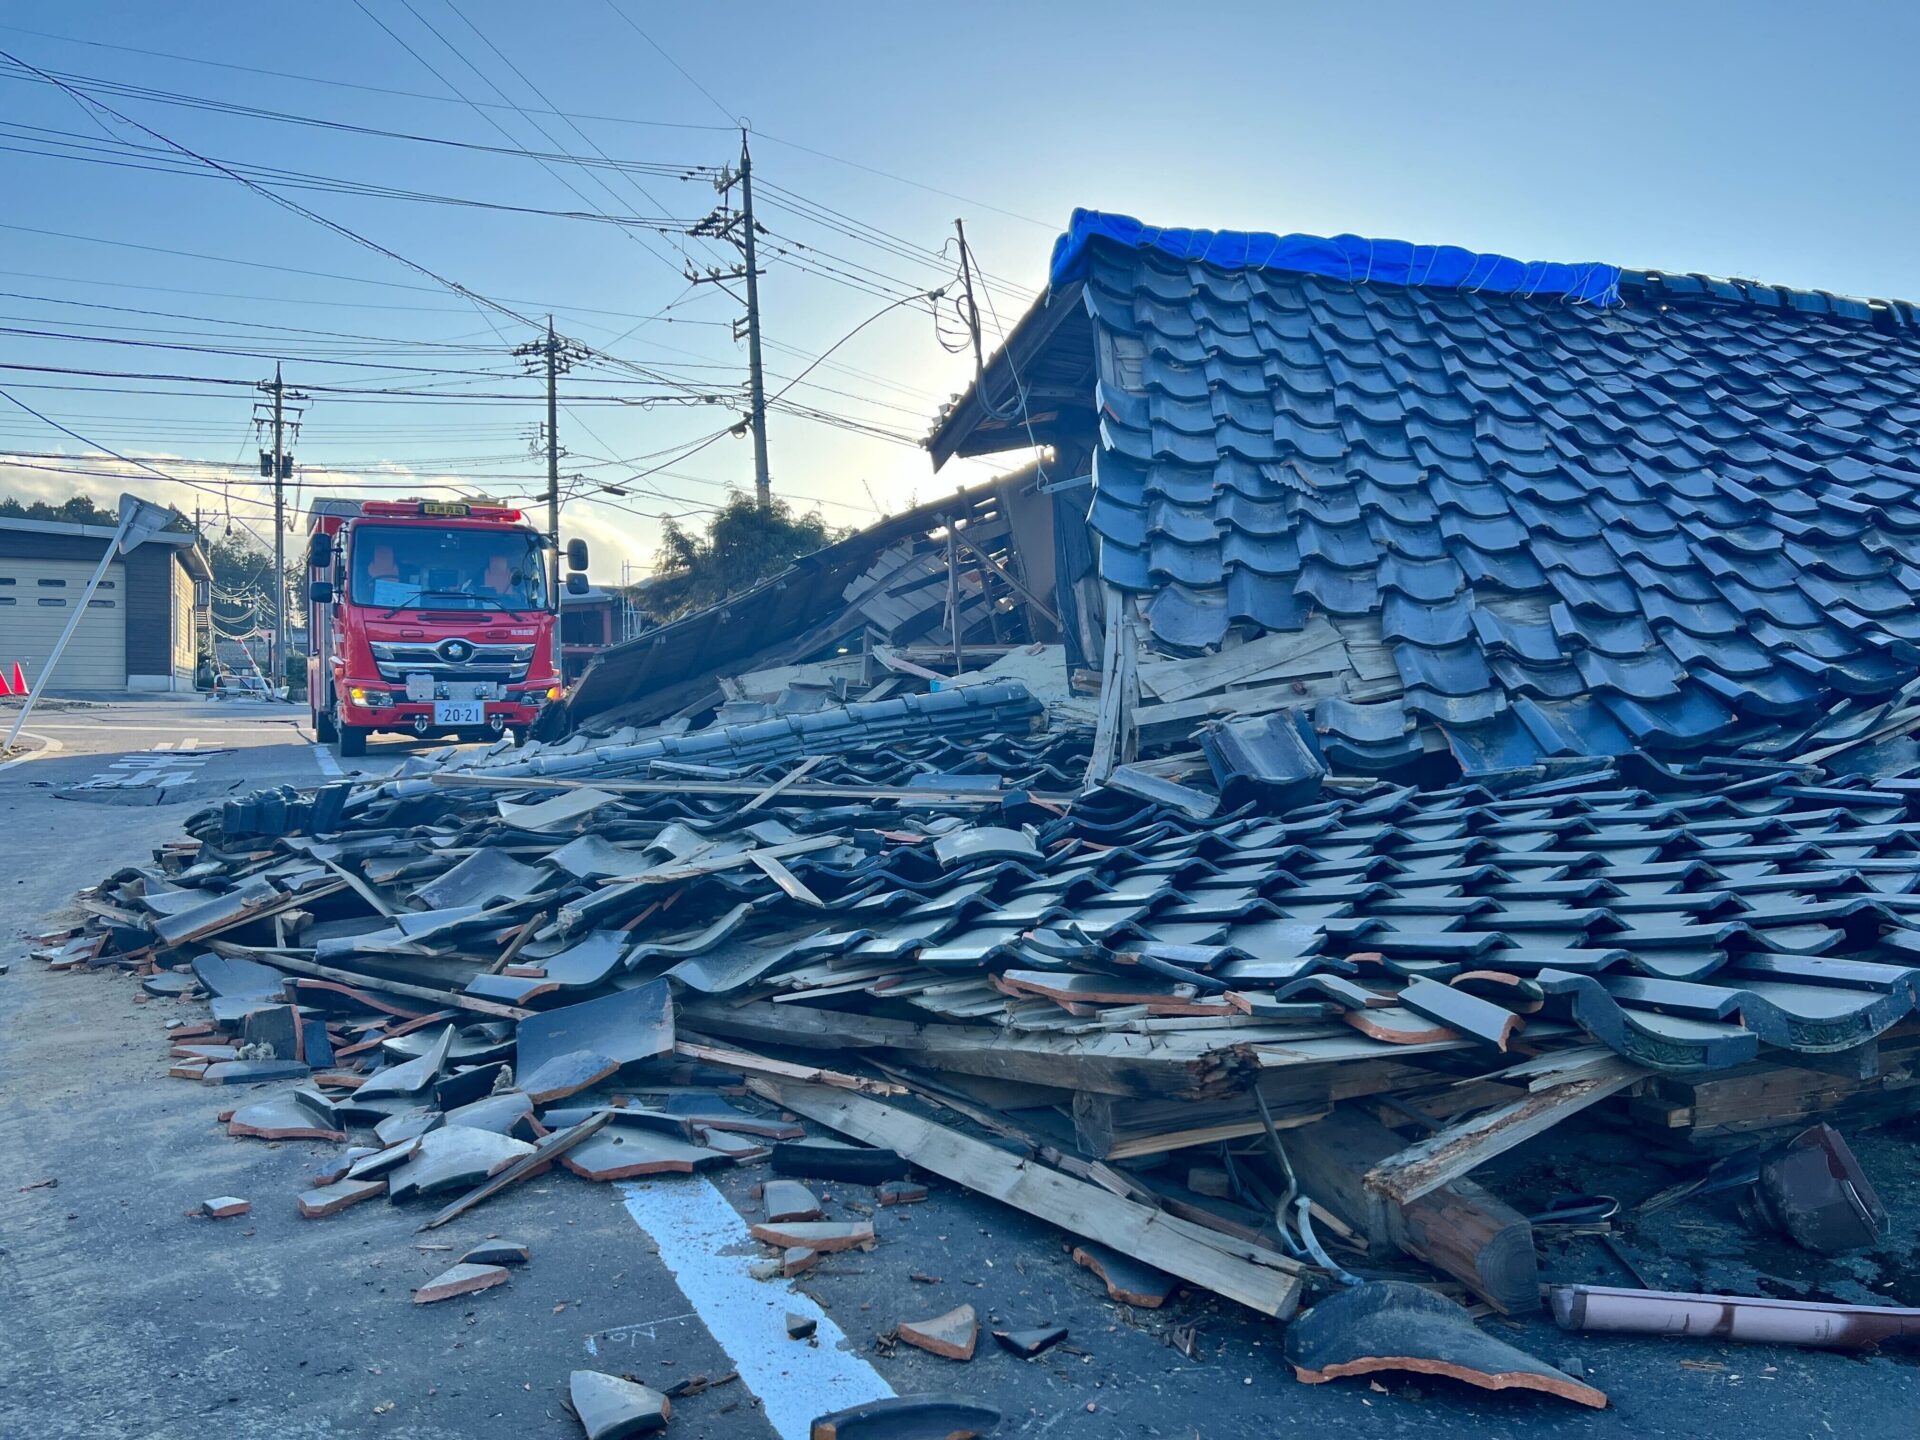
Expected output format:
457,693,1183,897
1068,211,1920,777
1049,208,1622,306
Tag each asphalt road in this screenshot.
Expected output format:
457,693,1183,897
1,698,1915,1439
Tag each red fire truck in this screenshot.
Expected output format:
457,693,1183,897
305,497,586,757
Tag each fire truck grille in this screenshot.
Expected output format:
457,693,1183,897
370,642,534,683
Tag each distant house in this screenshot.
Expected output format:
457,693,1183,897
0,515,211,692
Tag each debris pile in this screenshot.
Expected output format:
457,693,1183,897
29,642,1920,1419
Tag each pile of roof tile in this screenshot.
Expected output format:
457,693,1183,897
34,212,1920,1411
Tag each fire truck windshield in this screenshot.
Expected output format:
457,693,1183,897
348,524,548,612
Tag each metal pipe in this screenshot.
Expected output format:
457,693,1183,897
1551,1285,1920,1350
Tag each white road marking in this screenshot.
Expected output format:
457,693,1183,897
617,1180,893,1439
312,744,343,779
28,722,297,733
74,741,212,790
0,731,64,770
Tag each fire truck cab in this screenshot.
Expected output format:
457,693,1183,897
306,497,585,757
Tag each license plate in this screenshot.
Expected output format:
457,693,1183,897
434,701,485,726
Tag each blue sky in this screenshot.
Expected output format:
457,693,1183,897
3,1,1917,576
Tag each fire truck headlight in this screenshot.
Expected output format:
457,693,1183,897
350,687,367,703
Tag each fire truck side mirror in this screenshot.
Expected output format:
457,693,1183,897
566,538,589,572
308,533,332,569
566,572,589,595
310,580,335,604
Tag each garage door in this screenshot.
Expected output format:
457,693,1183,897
0,557,127,691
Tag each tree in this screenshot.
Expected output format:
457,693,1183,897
644,493,846,621
0,493,118,527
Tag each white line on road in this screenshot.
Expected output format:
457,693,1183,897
26,723,299,733
312,744,343,779
617,1180,893,1439
0,732,64,770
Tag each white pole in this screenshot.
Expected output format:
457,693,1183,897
5,511,132,750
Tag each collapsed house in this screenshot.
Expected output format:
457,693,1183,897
35,211,1920,1422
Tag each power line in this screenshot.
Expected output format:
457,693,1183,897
600,1,736,125
0,222,741,325
0,46,547,329
0,60,719,177
0,20,1054,226
0,118,707,229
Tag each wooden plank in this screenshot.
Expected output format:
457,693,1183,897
683,998,1258,1098
674,1040,906,1096
1365,1055,1644,1205
751,1078,1304,1318
599,834,842,885
1071,1079,1333,1160
1085,585,1129,786
741,754,824,813
1136,619,1345,704
750,850,823,907
417,1112,610,1231
485,908,548,976
430,772,1062,806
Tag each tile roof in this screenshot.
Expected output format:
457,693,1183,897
429,702,1920,1076
1054,214,1920,775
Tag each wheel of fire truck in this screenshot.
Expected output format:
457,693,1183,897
510,725,530,747
336,723,368,758
314,706,337,744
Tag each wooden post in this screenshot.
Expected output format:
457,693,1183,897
1283,1110,1540,1314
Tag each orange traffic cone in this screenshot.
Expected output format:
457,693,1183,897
0,666,10,698
8,662,24,695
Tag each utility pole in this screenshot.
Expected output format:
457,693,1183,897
954,218,988,380
738,134,770,507
690,129,771,507
545,316,560,604
254,365,305,697
514,322,586,612
272,366,284,684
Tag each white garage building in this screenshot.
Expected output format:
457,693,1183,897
0,514,211,692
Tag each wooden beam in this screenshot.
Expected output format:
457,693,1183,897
1284,1110,1539,1314
951,530,1061,627
741,754,824,812
674,1040,905,1097
1364,1055,1644,1206
430,772,1065,807
750,1078,1304,1318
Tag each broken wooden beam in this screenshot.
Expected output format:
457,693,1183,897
748,1078,1303,1319
1281,1109,1538,1314
1364,1055,1645,1206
